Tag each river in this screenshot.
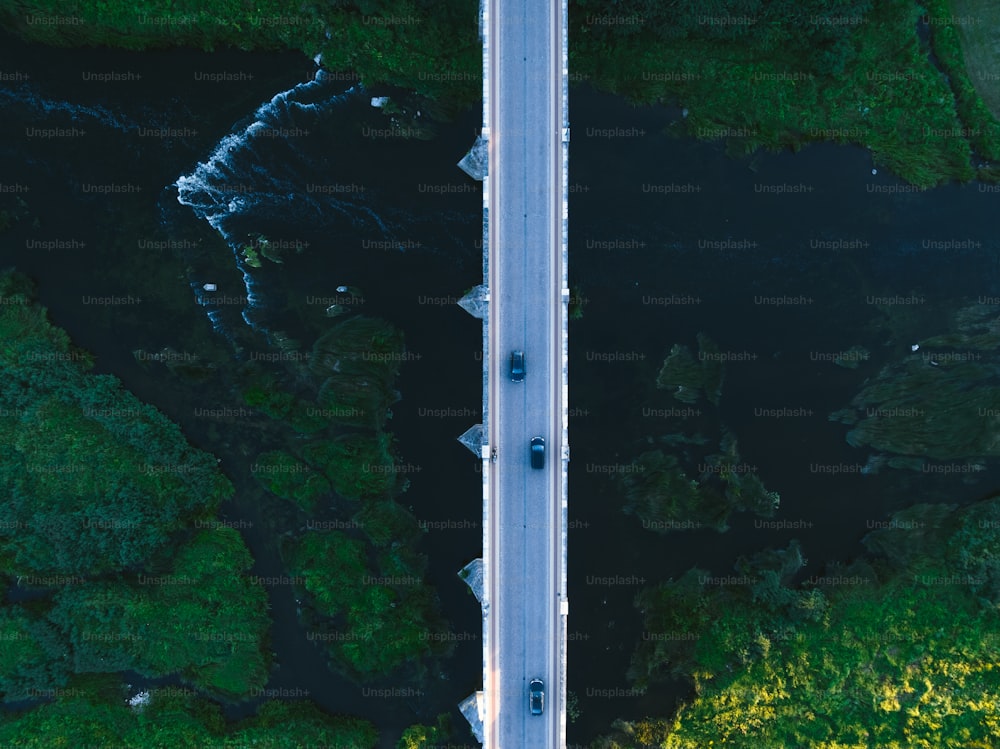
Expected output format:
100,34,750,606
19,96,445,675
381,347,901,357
3,30,1000,748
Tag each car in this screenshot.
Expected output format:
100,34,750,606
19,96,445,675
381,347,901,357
529,678,544,715
510,350,525,382
530,436,545,469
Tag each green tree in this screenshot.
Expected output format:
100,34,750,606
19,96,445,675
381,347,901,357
603,495,1000,748
0,272,232,577
251,449,332,511
0,676,377,748
945,497,1000,608
242,379,326,433
47,529,269,696
398,712,452,748
622,450,735,533
0,606,70,700
287,530,443,677
302,432,399,499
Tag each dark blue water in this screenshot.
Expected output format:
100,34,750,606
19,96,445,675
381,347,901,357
565,87,1000,742
4,29,1000,749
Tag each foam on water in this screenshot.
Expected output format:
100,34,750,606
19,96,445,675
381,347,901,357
174,68,400,340
0,82,173,133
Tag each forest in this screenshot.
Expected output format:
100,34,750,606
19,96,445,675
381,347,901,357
0,269,452,746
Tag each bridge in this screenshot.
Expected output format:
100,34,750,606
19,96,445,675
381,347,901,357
456,0,569,744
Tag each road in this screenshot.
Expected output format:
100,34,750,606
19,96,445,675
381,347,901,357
483,0,567,744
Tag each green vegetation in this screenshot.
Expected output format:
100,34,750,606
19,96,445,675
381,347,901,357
7,0,1000,185
0,677,378,748
629,330,778,532
242,312,447,682
622,433,778,533
0,277,445,724
248,419,400,507
301,432,400,500
354,499,424,549
704,432,781,517
310,315,404,430
241,244,263,269
251,449,332,511
243,315,404,441
0,607,70,701
228,700,377,748
623,451,727,532
841,356,1000,459
601,303,1000,745
569,286,587,321
6,0,998,185
656,334,723,406
627,540,821,689
0,269,279,716
286,530,446,678
240,236,288,268
571,0,999,187
832,301,1000,462
245,314,404,512
242,375,326,433
315,372,388,429
928,0,1000,157
398,713,453,748
0,0,480,104
595,497,1000,748
950,0,1000,119
0,271,232,577
47,528,270,696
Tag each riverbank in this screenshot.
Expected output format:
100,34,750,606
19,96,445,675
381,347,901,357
4,0,999,186
570,0,1000,187
0,0,481,109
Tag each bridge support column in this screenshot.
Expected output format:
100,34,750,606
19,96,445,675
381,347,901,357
459,691,486,744
458,136,488,180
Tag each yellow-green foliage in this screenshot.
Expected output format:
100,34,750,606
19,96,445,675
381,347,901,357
597,498,1000,748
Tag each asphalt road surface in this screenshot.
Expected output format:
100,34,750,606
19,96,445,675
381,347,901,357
484,0,565,745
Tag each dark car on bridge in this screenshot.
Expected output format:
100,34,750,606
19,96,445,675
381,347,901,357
529,678,544,715
510,350,525,382
530,437,545,469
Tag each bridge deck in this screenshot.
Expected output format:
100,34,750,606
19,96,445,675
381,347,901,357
473,0,569,745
